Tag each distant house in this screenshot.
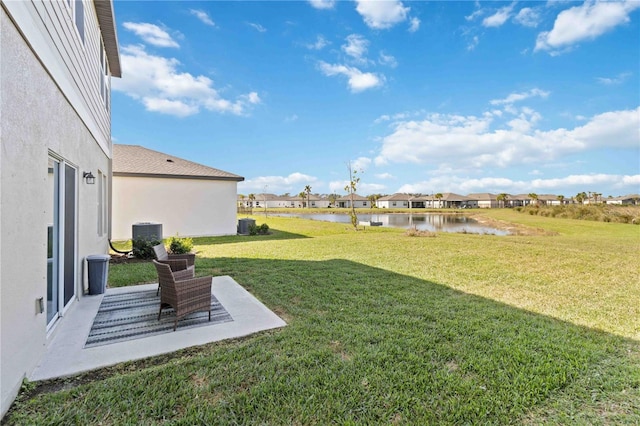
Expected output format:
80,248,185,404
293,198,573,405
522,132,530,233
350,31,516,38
112,145,244,240
238,193,289,209
299,194,332,208
435,193,473,208
604,194,640,205
378,193,411,208
467,193,498,209
1,0,120,417
336,194,370,208
537,194,561,206
510,194,533,207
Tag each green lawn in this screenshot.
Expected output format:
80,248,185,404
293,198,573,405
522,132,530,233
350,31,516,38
6,212,640,424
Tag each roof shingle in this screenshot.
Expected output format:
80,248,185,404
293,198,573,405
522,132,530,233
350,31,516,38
113,144,244,181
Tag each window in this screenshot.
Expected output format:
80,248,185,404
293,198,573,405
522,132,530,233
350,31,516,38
74,0,84,44
65,0,84,44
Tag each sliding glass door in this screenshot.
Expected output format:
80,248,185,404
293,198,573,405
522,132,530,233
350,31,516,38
47,157,77,328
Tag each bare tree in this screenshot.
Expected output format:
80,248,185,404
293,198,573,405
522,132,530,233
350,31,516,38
345,162,360,230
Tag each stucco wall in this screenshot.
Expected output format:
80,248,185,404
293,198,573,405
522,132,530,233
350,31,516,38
1,9,109,417
112,176,239,240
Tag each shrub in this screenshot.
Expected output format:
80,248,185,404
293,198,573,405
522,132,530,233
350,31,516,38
168,235,193,254
405,227,436,237
248,223,270,236
132,236,161,259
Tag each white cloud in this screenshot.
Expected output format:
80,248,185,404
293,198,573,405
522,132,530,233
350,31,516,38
466,9,484,21
396,173,640,196
240,173,319,194
467,35,479,51
482,3,515,27
409,17,421,32
318,61,383,92
112,45,260,117
308,0,336,10
378,51,398,68
342,34,370,63
327,179,387,194
376,172,395,179
514,7,541,28
355,0,410,29
284,114,299,122
122,22,179,48
597,72,632,85
189,9,215,26
374,106,640,170
490,88,550,106
247,22,267,33
352,157,372,172
535,0,640,53
307,35,330,50
142,98,198,117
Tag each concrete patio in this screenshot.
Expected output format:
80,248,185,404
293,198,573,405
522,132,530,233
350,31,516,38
30,276,287,382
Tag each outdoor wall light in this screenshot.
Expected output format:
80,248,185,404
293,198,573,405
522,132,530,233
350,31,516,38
83,171,96,185
36,297,44,314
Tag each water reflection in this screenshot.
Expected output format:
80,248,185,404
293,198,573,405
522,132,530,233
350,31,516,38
267,213,509,235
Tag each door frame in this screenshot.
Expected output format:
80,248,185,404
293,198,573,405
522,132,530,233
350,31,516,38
47,153,78,331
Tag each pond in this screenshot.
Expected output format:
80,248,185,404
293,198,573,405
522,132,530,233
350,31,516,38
265,212,509,235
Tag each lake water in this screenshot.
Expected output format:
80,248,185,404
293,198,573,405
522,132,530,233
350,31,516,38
266,212,509,235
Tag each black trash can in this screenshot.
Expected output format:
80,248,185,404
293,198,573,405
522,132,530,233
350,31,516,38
238,218,256,235
87,254,110,295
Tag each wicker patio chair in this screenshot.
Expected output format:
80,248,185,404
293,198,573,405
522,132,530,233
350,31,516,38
152,243,195,295
152,260,213,331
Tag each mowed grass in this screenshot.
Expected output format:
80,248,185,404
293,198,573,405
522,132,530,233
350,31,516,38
6,212,639,424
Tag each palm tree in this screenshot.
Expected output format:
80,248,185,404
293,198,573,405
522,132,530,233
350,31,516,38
367,194,379,208
304,185,312,209
594,193,602,204
435,193,443,208
557,195,565,205
298,191,306,208
248,193,255,208
528,193,538,206
328,193,338,207
576,192,587,205
497,193,509,208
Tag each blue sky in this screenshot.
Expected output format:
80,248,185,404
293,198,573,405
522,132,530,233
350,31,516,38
111,0,640,198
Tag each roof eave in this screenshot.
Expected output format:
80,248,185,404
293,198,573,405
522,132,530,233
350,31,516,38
94,0,121,78
114,172,244,182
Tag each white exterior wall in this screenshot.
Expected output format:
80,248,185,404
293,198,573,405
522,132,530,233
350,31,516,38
378,200,409,208
477,200,497,209
112,176,239,240
1,1,113,416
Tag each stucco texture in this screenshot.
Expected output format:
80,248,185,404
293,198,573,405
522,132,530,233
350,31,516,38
112,176,239,240
1,9,109,416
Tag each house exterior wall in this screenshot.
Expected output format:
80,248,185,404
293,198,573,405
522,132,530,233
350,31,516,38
1,1,113,417
112,176,239,240
378,200,409,208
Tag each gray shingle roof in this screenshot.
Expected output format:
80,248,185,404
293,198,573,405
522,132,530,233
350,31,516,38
113,144,244,181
